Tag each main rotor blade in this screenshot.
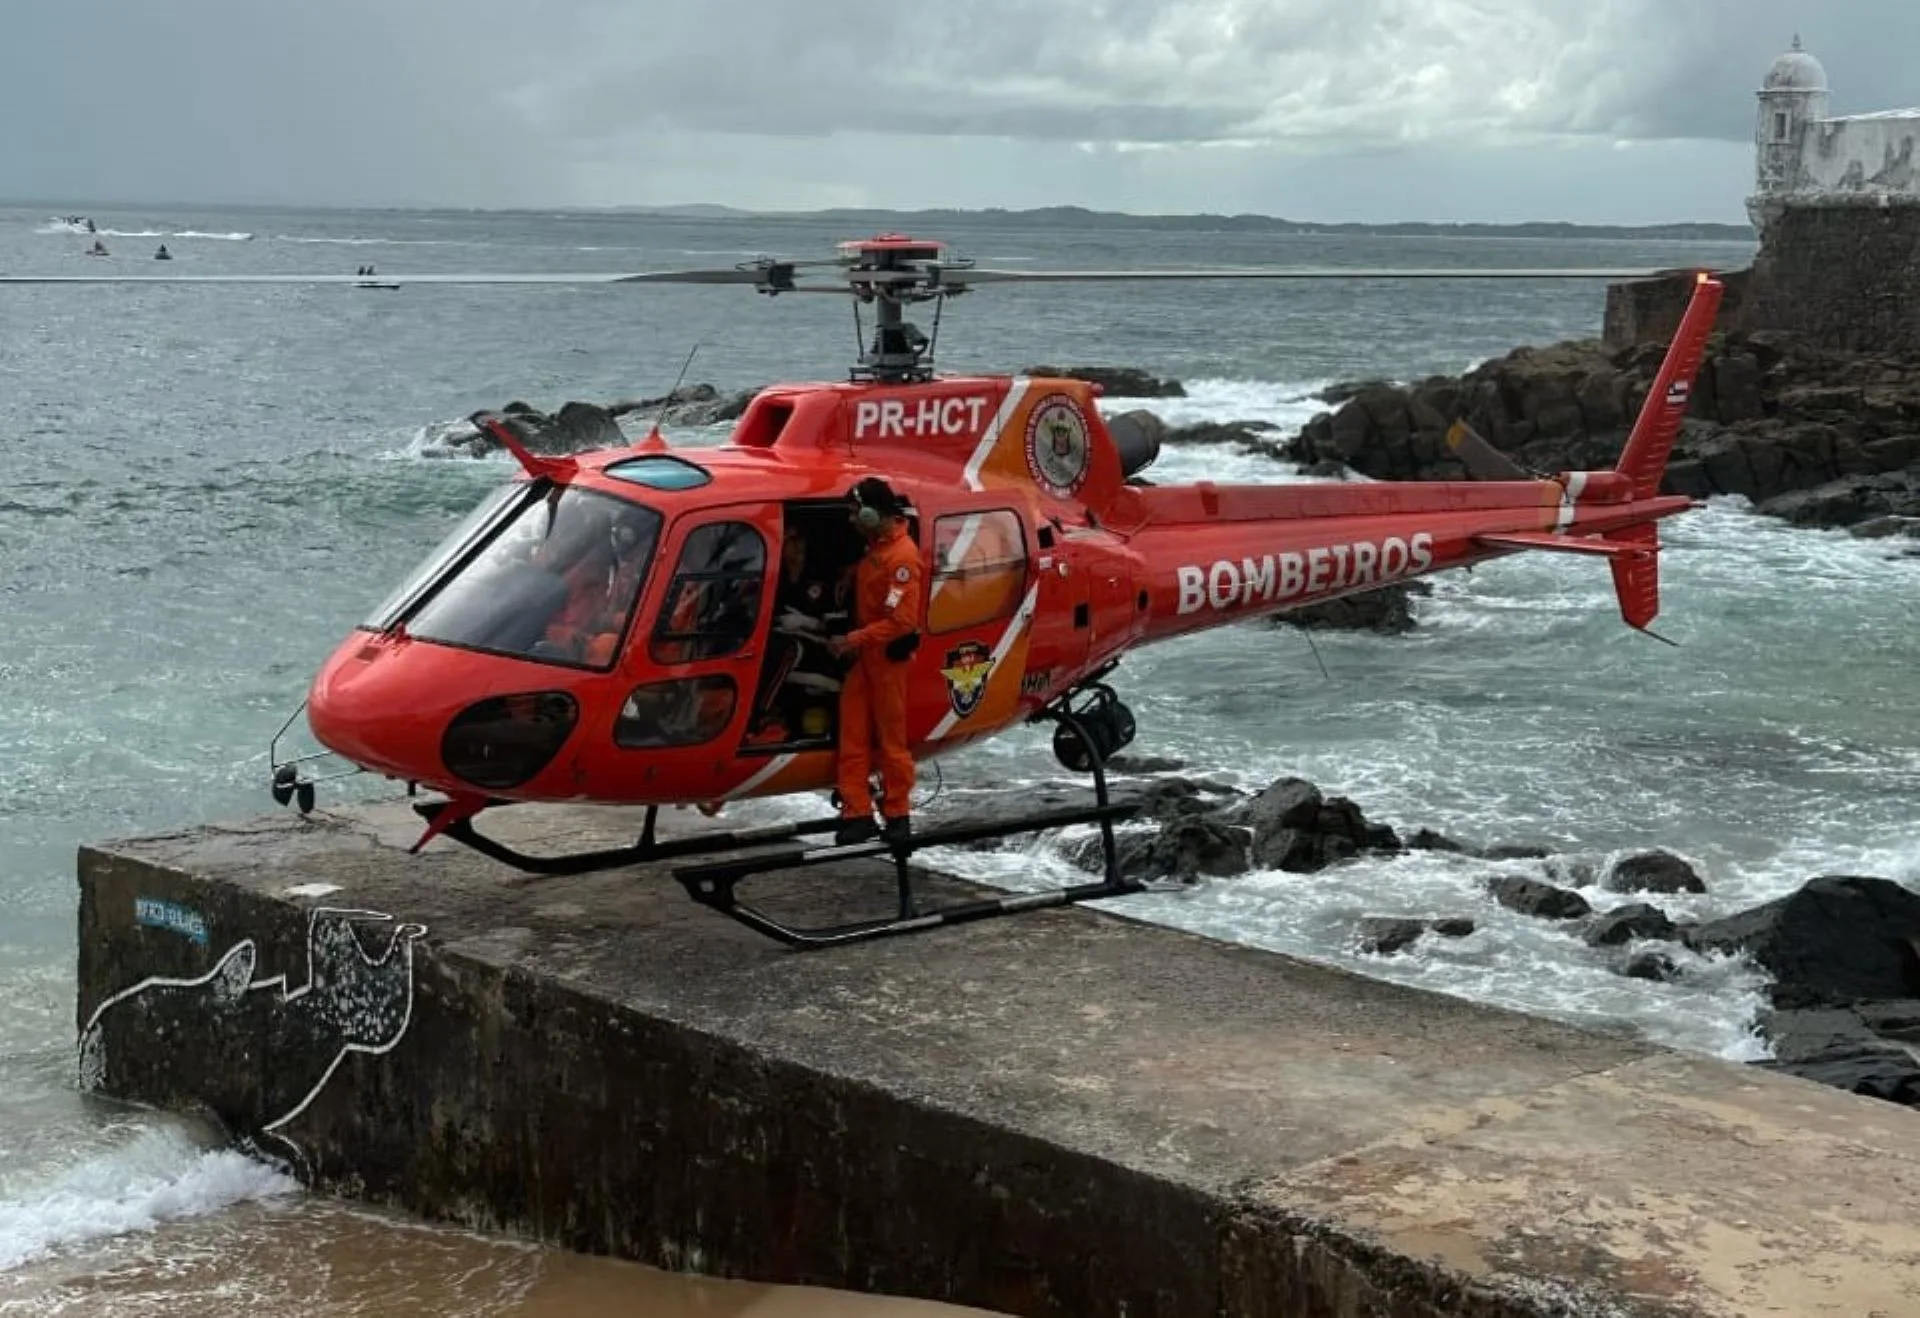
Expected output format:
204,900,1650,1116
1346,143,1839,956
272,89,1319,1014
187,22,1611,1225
936,265,1698,284
0,269,775,285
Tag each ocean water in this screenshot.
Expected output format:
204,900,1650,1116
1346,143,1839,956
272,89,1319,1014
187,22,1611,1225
3,202,1916,1312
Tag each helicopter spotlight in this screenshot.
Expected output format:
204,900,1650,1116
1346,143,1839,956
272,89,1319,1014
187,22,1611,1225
8,239,1726,949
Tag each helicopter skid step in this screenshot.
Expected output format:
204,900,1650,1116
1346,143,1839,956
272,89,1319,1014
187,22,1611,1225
673,801,1141,949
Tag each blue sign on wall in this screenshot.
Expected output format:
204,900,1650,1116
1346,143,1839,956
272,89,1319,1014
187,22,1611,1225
134,896,209,945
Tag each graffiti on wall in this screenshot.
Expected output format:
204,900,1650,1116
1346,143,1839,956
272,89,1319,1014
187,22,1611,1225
80,904,427,1172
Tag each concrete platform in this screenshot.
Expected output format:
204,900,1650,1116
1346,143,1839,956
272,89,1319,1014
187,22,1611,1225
76,799,1920,1318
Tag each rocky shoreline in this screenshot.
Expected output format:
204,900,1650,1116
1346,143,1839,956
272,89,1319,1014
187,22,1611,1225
926,766,1920,1113
432,335,1920,543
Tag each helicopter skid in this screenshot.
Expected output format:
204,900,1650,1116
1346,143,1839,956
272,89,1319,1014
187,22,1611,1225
672,801,1142,949
408,798,845,878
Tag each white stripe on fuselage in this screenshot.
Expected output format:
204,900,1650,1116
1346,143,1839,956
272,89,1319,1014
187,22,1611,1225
926,583,1040,741
1554,471,1589,532
961,379,1031,492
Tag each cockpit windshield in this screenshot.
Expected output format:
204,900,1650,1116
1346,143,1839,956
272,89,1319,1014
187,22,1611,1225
384,483,663,670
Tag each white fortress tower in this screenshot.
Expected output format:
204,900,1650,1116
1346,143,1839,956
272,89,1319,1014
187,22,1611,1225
1747,36,1920,238
1612,39,1920,353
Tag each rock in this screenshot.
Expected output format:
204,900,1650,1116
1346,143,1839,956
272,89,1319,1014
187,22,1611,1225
1621,950,1681,982
611,384,756,428
1159,420,1289,462
1602,849,1707,895
1024,365,1184,398
1282,325,1920,531
1218,776,1401,873
1404,827,1467,854
1486,875,1592,921
1689,875,1920,1009
1851,514,1920,539
1356,916,1475,956
1114,815,1251,884
1271,581,1429,635
1754,1005,1920,1105
1584,903,1678,947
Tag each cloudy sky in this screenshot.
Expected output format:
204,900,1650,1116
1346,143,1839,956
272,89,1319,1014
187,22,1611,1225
3,1,1914,224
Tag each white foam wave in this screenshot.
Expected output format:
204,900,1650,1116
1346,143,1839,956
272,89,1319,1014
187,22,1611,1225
1099,375,1334,432
0,1124,297,1272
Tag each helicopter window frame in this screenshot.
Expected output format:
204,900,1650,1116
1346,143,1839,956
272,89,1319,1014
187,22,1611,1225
650,518,770,665
613,674,739,749
927,508,1030,635
360,478,535,633
397,483,665,674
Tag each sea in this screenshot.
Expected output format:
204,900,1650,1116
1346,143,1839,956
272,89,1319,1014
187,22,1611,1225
2,202,1915,1315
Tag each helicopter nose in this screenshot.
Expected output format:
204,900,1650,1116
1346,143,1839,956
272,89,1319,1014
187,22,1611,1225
306,634,580,794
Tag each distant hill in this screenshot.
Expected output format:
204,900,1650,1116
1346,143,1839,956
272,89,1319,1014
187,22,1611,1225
604,202,1754,243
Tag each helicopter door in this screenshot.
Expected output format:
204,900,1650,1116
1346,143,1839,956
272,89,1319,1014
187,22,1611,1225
614,509,774,776
741,500,867,753
922,506,1048,732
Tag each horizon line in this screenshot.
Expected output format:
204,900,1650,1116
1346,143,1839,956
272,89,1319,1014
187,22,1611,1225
3,196,1757,234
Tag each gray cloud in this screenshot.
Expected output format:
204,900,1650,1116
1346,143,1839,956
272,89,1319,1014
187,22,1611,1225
0,0,1913,220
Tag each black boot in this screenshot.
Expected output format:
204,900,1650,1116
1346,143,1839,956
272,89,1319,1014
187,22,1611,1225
834,816,880,846
882,815,912,845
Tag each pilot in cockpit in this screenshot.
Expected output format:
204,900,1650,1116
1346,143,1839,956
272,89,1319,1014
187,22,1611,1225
537,504,654,664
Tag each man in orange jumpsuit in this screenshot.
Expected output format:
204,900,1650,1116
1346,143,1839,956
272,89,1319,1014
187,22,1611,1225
827,477,923,846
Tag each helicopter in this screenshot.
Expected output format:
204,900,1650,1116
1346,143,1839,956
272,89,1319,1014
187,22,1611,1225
6,235,1726,948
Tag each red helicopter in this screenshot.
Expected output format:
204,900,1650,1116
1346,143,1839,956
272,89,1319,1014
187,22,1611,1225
9,237,1725,946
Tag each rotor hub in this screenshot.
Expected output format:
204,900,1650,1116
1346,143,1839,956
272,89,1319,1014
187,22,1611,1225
834,235,973,384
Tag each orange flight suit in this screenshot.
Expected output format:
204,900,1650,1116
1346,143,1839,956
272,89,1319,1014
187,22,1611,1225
837,523,924,820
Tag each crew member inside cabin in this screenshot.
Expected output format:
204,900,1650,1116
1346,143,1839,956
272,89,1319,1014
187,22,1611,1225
826,477,923,846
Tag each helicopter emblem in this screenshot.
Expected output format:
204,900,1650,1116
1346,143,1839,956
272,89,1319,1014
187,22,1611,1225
939,641,998,719
1024,394,1091,498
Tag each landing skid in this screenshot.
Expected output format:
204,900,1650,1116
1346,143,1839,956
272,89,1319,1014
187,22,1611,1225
409,690,1147,949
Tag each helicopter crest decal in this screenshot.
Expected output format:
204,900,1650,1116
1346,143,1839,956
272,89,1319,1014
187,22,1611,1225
939,640,997,718
1024,395,1091,498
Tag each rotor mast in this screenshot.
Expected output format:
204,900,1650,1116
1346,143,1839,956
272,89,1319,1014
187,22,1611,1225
839,235,968,384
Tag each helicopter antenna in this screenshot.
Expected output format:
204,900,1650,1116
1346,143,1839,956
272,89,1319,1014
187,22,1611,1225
637,340,704,450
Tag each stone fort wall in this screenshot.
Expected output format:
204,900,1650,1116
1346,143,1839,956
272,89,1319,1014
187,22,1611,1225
1605,198,1920,354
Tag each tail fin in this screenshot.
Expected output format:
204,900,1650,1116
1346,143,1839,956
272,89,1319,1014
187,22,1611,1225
1606,522,1662,634
1615,273,1723,499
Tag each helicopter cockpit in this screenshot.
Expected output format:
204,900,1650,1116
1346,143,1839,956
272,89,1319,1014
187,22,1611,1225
368,481,663,670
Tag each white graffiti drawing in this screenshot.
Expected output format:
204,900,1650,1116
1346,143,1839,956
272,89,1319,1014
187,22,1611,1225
80,905,427,1173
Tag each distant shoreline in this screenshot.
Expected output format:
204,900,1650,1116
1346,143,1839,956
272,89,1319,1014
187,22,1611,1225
5,197,1756,243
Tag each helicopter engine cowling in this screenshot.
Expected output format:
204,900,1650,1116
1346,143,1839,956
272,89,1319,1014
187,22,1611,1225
1106,411,1162,480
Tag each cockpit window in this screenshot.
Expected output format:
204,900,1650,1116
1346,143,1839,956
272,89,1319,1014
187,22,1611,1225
400,484,662,670
362,479,528,632
651,521,767,664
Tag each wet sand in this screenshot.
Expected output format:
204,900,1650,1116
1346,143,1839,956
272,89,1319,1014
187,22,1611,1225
0,1195,1000,1318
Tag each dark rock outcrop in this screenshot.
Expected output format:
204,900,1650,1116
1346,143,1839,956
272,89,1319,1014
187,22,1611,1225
1024,365,1185,397
1486,875,1592,921
1688,875,1920,1009
1357,916,1475,956
1271,581,1429,635
1602,849,1707,895
1287,330,1920,531
610,383,756,428
1686,876,1920,1110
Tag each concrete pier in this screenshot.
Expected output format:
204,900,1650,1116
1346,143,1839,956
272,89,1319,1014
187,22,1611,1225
77,800,1920,1317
